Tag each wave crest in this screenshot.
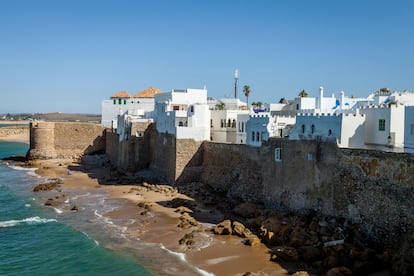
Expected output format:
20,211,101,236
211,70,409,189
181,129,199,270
0,216,57,228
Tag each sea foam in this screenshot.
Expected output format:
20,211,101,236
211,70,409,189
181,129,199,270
159,244,214,276
0,216,57,228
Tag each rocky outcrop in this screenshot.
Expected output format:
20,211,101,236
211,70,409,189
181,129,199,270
33,178,63,192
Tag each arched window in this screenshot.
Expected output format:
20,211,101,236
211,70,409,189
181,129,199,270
328,129,332,136
227,119,231,127
232,119,236,128
179,121,183,127
301,124,305,134
311,124,315,134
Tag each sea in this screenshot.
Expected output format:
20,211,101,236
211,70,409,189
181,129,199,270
0,141,208,276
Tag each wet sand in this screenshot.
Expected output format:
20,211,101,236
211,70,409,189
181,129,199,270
31,159,288,276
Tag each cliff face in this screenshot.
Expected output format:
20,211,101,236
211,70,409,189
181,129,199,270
27,122,105,160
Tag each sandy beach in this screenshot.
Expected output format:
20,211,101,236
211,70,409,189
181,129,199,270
0,122,30,144
28,158,288,276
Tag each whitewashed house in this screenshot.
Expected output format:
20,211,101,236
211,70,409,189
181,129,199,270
360,104,406,150
101,87,161,129
210,98,249,143
290,112,365,148
288,87,373,148
154,88,210,141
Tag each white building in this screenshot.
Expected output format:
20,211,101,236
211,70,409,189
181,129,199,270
154,88,210,141
360,104,406,150
290,112,365,148
246,111,296,147
210,98,249,143
101,87,161,129
293,87,371,114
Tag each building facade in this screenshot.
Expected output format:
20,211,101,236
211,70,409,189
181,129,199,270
154,88,210,141
101,87,160,129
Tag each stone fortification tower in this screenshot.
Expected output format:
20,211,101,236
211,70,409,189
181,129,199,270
28,122,56,159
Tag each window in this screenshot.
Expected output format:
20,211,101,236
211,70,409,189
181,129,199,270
301,124,305,134
378,119,386,131
252,131,255,141
118,99,122,104
275,148,282,162
256,132,260,141
124,99,127,104
328,129,332,136
311,124,315,134
113,99,116,104
210,119,213,128
190,106,194,113
232,119,236,128
227,119,231,127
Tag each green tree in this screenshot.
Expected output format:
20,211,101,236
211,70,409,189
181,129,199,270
299,89,308,98
243,85,250,107
252,101,263,108
215,101,225,110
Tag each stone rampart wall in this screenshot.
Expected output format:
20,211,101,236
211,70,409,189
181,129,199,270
28,122,105,160
200,140,414,245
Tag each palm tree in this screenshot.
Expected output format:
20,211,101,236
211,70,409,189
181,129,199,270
215,101,225,110
299,89,308,98
243,85,250,107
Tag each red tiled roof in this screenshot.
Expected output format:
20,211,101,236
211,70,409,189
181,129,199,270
133,87,162,98
110,91,131,99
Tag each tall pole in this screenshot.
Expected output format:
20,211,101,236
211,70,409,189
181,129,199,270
234,69,239,98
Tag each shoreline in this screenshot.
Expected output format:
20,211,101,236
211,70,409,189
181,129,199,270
0,124,30,144
28,158,287,276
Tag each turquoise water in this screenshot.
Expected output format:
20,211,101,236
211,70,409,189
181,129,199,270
0,142,151,275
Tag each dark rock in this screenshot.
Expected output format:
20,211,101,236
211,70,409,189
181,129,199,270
298,246,324,262
33,182,58,192
325,266,353,276
44,199,62,206
233,202,262,218
70,205,79,212
271,246,299,262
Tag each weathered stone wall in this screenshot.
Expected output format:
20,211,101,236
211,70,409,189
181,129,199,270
105,126,153,173
201,139,414,246
28,122,105,160
201,139,341,212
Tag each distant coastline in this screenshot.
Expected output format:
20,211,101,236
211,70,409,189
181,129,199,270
0,122,30,144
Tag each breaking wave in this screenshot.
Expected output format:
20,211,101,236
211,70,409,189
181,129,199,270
0,216,57,228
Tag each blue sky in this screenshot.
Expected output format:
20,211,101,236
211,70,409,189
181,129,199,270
1,0,413,114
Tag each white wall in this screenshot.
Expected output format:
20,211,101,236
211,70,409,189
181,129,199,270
154,88,210,141
101,97,155,128
404,106,414,149
361,105,405,148
341,113,365,148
